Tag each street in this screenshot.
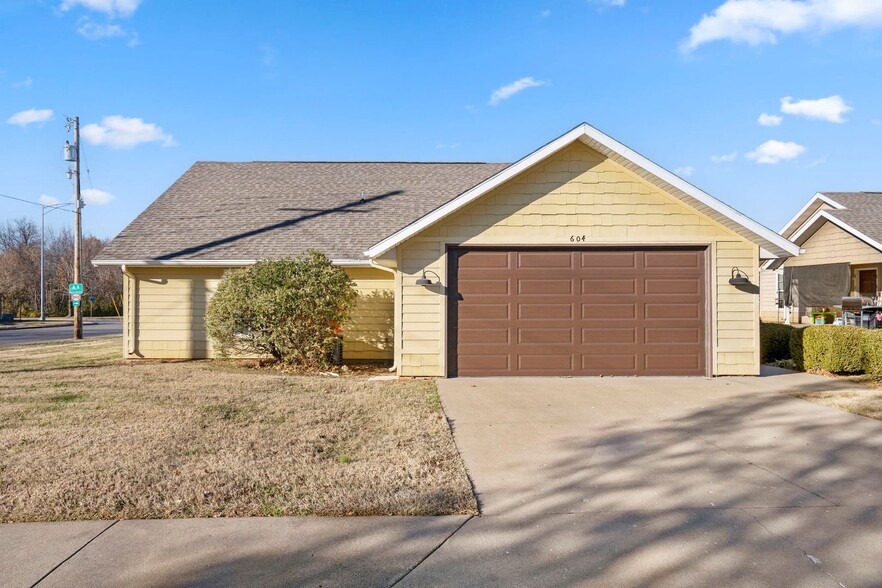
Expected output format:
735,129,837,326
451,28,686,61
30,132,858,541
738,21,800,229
0,320,122,346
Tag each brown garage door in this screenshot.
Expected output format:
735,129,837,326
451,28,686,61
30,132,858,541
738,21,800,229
448,247,707,377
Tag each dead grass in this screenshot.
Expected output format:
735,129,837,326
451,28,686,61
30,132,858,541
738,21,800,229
0,337,476,522
782,372,882,421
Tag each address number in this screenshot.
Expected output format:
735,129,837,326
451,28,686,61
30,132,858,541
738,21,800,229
570,235,586,243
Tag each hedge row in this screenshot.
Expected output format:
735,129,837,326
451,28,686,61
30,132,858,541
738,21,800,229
760,322,882,374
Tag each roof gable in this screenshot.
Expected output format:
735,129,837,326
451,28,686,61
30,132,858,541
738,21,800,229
364,123,799,259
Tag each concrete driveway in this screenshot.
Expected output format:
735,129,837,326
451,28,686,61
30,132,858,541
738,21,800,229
400,371,882,587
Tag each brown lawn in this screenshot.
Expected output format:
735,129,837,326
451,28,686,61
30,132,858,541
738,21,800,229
783,373,882,422
0,337,476,522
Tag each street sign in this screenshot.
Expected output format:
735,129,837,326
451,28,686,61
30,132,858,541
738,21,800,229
71,299,81,307
88,296,95,302
71,294,82,302
69,283,83,295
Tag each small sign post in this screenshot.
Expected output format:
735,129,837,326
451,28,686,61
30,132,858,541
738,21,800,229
89,296,95,317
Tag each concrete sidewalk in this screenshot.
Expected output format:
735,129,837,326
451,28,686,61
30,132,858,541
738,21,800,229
2,516,469,588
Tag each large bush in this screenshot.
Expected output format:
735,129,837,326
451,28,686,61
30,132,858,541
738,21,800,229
801,326,864,374
205,251,357,368
760,322,795,363
861,330,882,375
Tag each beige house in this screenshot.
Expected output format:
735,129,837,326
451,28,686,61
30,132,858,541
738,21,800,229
94,124,798,377
762,192,882,324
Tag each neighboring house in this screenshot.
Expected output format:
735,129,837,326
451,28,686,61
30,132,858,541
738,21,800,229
94,123,798,377
762,192,882,324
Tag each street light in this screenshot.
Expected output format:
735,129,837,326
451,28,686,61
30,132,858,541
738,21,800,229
40,202,74,321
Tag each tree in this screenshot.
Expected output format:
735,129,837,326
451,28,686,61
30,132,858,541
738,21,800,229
205,251,357,368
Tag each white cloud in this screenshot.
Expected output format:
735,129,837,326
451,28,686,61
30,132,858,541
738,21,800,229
746,139,806,164
873,118,882,126
82,188,115,205
39,195,61,206
591,0,626,6
675,166,695,177
488,77,546,106
82,115,175,148
758,112,783,126
780,95,852,122
59,0,142,17
6,108,54,126
683,0,882,51
12,76,33,89
711,152,738,162
540,9,551,17
77,22,126,40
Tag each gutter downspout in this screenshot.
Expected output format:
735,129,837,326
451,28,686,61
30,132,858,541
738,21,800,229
368,259,398,373
121,265,136,356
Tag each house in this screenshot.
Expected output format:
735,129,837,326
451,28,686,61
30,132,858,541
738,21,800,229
762,192,882,324
94,123,798,377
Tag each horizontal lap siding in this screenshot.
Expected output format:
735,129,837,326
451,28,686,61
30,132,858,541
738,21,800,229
127,267,394,361
130,267,224,359
398,141,759,377
342,268,394,361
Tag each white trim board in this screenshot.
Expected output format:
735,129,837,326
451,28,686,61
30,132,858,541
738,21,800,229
779,192,846,238
364,122,800,259
92,258,373,268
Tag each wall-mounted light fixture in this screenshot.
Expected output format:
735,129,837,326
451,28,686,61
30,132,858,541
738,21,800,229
416,270,442,287
729,267,750,286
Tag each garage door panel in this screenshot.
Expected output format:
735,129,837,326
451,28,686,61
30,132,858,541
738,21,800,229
582,304,637,320
582,354,637,371
458,251,512,269
458,303,511,320
581,327,637,344
644,250,703,269
457,278,511,295
518,278,574,295
450,248,706,377
519,354,573,371
644,277,701,295
518,303,573,320
644,327,702,344
517,251,574,269
518,328,574,344
580,251,637,269
581,278,638,295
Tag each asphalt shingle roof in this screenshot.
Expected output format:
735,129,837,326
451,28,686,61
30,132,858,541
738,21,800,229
97,161,510,262
820,192,882,246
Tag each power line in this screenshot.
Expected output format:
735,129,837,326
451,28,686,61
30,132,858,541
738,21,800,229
0,192,73,211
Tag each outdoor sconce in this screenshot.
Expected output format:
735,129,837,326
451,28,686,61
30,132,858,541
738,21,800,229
729,267,750,286
416,270,442,287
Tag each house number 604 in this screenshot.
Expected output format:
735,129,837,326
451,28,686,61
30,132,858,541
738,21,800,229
570,235,586,243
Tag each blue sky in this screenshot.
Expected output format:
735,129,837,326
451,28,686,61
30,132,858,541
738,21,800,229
1,0,881,240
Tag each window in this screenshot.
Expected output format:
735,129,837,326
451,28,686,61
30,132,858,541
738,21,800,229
776,272,784,308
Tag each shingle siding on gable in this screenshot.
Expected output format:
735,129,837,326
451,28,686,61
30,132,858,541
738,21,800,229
785,221,882,267
397,142,759,377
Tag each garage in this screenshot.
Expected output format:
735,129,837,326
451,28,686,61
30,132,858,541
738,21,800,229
448,247,707,377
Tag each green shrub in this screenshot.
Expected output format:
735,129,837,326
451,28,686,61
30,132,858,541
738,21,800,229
205,251,357,368
861,330,882,375
760,322,795,363
801,326,864,374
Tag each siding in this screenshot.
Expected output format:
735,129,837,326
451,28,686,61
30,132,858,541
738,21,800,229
784,221,882,267
397,141,760,376
759,268,783,322
124,266,394,361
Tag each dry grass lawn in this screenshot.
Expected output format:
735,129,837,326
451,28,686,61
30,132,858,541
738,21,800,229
783,373,882,421
0,337,476,522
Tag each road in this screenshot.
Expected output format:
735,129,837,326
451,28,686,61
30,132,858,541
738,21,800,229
0,321,123,347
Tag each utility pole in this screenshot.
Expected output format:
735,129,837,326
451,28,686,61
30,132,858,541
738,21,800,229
65,116,83,340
